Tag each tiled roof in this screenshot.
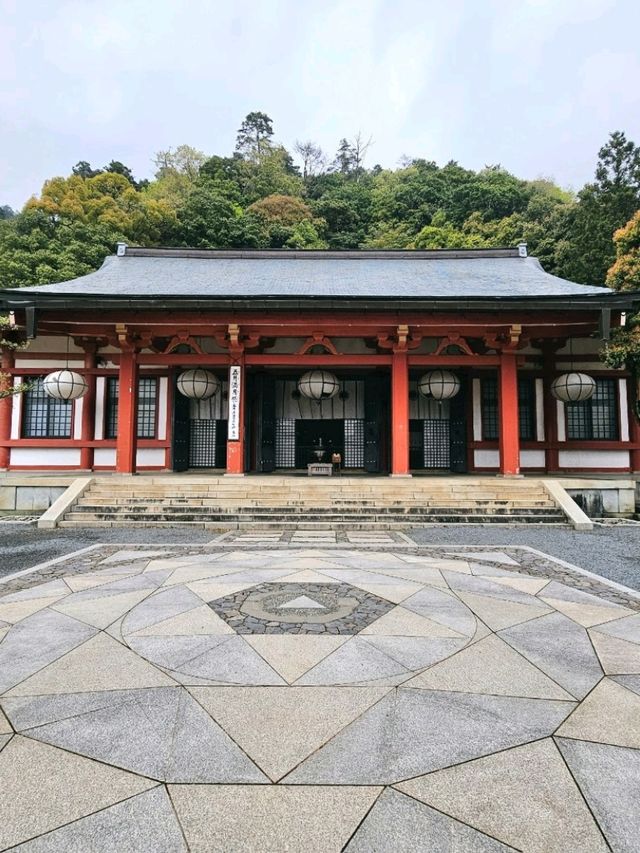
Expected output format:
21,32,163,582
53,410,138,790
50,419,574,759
12,247,614,300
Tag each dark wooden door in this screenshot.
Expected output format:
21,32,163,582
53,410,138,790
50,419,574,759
364,375,385,473
449,377,468,473
172,382,190,472
259,374,276,472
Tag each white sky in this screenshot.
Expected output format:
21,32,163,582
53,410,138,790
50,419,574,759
1,0,639,209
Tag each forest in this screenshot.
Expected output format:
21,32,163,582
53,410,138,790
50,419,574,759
0,112,639,300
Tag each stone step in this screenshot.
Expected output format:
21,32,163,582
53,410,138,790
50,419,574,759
59,516,567,529
70,503,560,516
75,497,555,508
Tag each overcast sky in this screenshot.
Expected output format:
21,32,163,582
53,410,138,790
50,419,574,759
1,0,639,209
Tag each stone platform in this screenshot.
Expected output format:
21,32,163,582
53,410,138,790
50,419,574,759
0,541,639,850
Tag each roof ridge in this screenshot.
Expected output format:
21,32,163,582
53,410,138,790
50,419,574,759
122,247,522,260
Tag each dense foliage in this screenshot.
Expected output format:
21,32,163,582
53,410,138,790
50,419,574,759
1,114,639,292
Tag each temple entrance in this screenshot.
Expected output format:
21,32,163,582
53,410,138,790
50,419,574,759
172,372,228,471
252,372,388,473
408,374,468,473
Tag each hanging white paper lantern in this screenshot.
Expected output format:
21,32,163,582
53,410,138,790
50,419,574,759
43,370,88,401
417,374,432,398
176,369,220,399
551,372,595,403
297,370,340,400
422,369,461,400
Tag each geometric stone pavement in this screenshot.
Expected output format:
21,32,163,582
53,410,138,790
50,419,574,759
0,545,639,850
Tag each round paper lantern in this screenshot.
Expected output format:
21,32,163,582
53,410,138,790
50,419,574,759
417,374,432,398
43,370,88,401
551,372,595,403
297,370,340,400
422,369,461,400
176,369,220,399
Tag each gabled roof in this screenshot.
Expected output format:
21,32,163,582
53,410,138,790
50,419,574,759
3,247,638,312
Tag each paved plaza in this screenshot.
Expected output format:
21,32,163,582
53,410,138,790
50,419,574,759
0,540,639,851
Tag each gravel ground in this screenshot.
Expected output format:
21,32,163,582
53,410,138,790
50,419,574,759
0,522,639,593
409,525,640,591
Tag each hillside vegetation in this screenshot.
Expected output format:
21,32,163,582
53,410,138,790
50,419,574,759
0,113,639,294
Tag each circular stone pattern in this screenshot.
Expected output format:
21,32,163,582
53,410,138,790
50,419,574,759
122,572,478,686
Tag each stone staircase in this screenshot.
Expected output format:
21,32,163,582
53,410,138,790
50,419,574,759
57,476,570,529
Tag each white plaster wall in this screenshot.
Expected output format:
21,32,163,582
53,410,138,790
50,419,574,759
18,336,83,354
472,378,482,441
73,398,83,439
94,377,106,440
558,450,630,469
556,401,566,441
136,448,166,467
474,449,499,468
619,378,630,442
520,449,545,467
10,448,81,466
14,359,83,369
94,448,116,466
11,378,22,439
158,377,168,439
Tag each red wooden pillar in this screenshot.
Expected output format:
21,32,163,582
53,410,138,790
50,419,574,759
542,349,559,473
226,356,245,475
498,352,520,475
0,350,14,470
79,345,96,471
115,348,138,474
391,350,410,476
629,378,640,473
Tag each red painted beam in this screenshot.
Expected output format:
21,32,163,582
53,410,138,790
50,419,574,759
0,351,14,469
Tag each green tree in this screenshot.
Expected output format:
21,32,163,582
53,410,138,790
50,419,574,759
246,194,326,248
236,112,274,162
554,131,640,285
176,181,259,248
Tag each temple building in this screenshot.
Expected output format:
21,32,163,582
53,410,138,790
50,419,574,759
1,244,639,477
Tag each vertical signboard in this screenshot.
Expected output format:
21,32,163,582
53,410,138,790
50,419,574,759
228,365,241,440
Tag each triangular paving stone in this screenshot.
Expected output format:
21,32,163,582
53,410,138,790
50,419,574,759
499,611,603,700
591,612,640,644
294,638,411,686
539,581,633,627
345,788,514,852
456,592,550,631
279,594,326,609
613,674,640,694
131,603,235,636
171,635,287,685
589,631,640,674
444,572,549,605
404,634,574,700
101,549,168,564
396,738,607,852
0,579,70,602
447,550,519,565
0,733,11,751
121,586,204,634
161,563,237,586
0,596,66,625
269,569,336,583
359,605,464,637
8,786,187,852
0,706,11,733
335,579,422,604
0,735,156,850
284,688,575,784
191,685,389,781
126,634,232,671
17,687,267,783
3,688,153,731
64,573,132,592
245,635,347,683
6,632,175,696
469,564,527,578
490,576,551,595
169,783,380,852
556,677,640,748
0,609,97,694
186,579,260,601
400,586,477,635
366,566,449,588
65,571,169,603
557,737,640,853
52,589,151,630
362,636,467,670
